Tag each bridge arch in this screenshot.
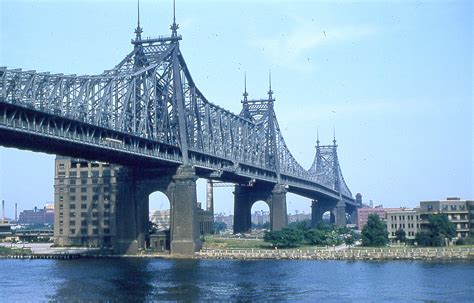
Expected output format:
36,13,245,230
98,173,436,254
251,200,270,230
148,191,171,250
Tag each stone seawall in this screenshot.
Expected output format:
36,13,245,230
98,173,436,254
196,247,474,261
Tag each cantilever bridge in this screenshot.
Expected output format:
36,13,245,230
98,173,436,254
0,11,359,254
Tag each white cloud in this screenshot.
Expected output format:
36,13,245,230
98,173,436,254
250,21,378,71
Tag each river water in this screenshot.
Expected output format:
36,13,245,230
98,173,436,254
1,258,473,302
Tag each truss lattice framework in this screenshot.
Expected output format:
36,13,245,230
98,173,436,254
307,143,352,197
0,32,352,199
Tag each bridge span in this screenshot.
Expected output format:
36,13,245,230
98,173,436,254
0,11,359,255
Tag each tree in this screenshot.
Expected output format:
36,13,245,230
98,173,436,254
325,230,343,246
305,229,327,246
395,229,407,243
264,228,304,248
361,214,388,247
415,231,432,246
214,221,227,234
415,214,456,246
288,220,311,231
427,214,456,243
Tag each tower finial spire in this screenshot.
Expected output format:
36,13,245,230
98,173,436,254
243,72,248,102
267,69,273,100
134,0,143,41
316,128,320,147
333,127,337,145
170,0,179,37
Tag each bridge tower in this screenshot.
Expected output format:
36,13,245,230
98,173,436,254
114,2,201,255
309,133,347,227
234,74,288,234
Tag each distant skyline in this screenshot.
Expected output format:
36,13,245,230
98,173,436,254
0,0,472,218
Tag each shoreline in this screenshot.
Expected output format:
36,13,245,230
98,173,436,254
2,246,473,261
195,246,474,261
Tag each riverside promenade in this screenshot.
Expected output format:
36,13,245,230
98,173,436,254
196,247,474,261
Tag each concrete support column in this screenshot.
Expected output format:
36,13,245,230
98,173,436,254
270,184,288,231
169,165,201,255
335,200,347,227
135,189,149,250
233,185,252,234
115,170,139,255
311,200,325,228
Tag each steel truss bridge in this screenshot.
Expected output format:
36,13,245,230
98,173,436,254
0,15,355,208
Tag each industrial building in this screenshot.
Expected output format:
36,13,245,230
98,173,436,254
54,157,119,248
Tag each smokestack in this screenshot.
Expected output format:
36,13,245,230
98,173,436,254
206,180,214,214
15,203,18,222
2,200,4,223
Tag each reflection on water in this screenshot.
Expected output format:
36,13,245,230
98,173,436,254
0,258,473,302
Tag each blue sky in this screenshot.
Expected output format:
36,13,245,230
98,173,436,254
0,0,472,218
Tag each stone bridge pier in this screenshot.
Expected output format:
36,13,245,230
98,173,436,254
311,198,347,227
233,183,288,234
114,165,201,256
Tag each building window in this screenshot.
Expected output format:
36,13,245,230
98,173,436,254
70,195,76,201
92,212,99,218
92,178,98,184
104,220,110,226
58,172,66,177
81,187,87,193
70,179,76,185
451,205,457,211
104,228,110,234
59,229,63,234
81,204,87,209
80,171,88,178
81,195,87,201
81,220,87,226
70,204,76,210
81,229,87,234
92,220,99,226
70,188,76,193
70,212,76,218
81,212,87,218
92,195,99,202
428,205,433,211
69,220,75,226
70,229,75,234
70,172,77,177
92,203,98,209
